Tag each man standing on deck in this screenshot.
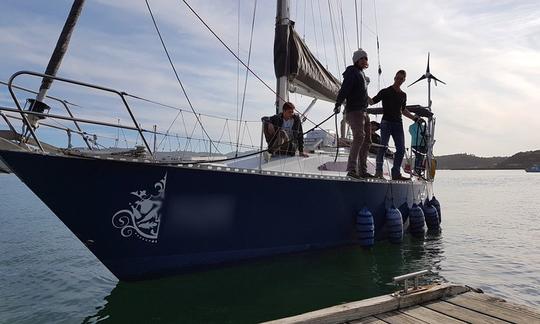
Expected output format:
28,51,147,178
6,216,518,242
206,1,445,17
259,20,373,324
369,70,421,180
334,49,373,179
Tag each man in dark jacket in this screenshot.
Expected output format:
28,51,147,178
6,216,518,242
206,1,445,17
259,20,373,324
334,49,373,179
264,102,308,157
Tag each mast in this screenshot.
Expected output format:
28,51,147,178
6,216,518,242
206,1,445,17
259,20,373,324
28,0,85,129
275,0,290,113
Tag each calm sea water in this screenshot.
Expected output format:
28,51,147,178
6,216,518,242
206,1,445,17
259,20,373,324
0,170,539,323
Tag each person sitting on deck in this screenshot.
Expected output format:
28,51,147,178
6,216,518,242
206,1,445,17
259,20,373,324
263,102,309,157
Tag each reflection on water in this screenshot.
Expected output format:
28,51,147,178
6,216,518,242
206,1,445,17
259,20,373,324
83,235,444,323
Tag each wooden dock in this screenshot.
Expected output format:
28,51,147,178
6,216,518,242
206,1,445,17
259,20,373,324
264,283,540,324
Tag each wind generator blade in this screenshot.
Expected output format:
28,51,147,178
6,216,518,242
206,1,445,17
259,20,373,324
426,52,431,73
408,75,426,87
430,74,446,85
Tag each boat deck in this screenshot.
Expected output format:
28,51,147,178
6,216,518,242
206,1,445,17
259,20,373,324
265,283,540,324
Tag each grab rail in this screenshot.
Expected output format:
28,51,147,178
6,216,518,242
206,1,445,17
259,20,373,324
7,70,153,155
0,80,92,149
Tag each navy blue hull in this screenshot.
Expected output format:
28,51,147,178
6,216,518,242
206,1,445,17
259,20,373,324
0,150,429,281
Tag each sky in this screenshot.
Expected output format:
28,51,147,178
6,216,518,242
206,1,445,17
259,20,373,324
1,0,539,157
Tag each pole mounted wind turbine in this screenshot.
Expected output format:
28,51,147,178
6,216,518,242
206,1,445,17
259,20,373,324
408,52,445,110
407,53,445,181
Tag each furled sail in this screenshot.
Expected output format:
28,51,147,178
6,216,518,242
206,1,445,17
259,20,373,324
274,24,341,103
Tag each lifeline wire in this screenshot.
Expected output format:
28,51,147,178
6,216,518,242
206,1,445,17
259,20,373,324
62,110,341,165
176,110,340,165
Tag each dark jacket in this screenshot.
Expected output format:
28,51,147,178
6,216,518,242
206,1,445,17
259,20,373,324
268,113,304,155
336,65,368,112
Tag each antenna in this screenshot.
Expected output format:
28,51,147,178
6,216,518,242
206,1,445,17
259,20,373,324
408,52,446,109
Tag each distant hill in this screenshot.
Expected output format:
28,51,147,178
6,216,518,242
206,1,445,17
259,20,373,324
436,153,506,169
436,150,540,170
496,150,540,169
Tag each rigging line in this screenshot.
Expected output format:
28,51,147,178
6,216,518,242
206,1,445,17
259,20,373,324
240,120,254,147
181,0,329,136
317,0,329,68
310,1,319,57
373,0,382,91
372,0,379,37
377,36,381,91
333,112,339,162
360,0,363,47
145,0,220,154
236,0,240,154
180,0,282,102
174,110,339,165
156,108,183,151
225,118,234,152
354,0,359,49
216,119,228,146
327,0,341,80
182,116,199,153
123,93,259,123
115,119,120,147
339,0,346,69
303,0,306,40
235,0,258,157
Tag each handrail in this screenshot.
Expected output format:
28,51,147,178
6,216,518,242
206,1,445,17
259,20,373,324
7,70,153,155
393,270,430,295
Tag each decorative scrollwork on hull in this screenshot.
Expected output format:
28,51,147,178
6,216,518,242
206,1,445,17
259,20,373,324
112,173,167,243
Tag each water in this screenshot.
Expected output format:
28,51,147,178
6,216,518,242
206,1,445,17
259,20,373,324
0,170,538,323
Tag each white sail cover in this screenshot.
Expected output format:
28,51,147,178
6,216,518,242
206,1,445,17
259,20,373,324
274,24,341,102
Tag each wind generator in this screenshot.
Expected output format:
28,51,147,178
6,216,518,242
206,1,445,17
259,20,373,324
408,52,446,110
408,53,446,181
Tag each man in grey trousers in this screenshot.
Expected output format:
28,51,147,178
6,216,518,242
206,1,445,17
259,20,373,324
334,49,373,179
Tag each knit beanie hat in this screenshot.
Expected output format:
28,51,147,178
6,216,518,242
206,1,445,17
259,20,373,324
352,49,368,64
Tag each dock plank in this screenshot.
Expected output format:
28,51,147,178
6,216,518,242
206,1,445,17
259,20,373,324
399,305,466,323
375,310,426,324
462,292,540,319
264,285,540,324
444,292,540,323
263,284,468,324
423,300,510,324
349,316,387,324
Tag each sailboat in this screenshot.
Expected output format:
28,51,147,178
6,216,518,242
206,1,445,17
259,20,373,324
0,0,440,281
